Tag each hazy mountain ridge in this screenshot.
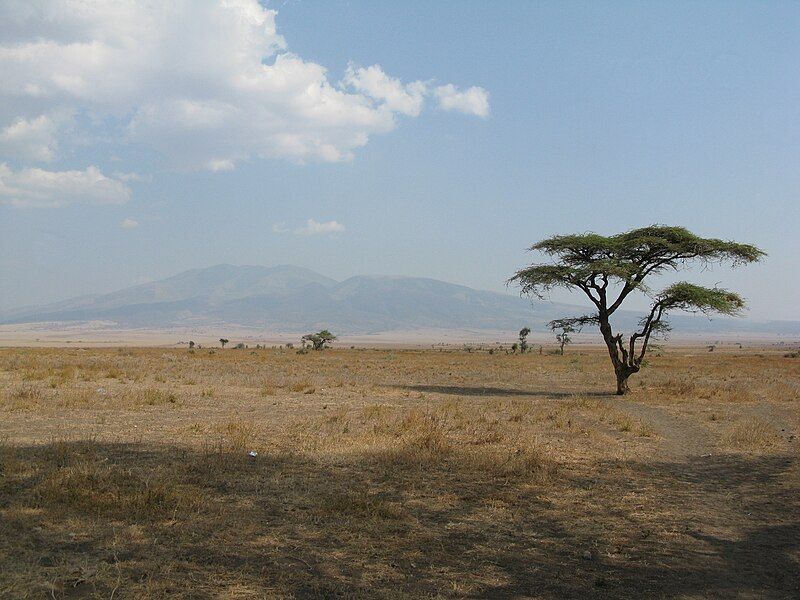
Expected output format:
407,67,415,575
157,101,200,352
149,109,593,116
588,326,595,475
2,265,798,335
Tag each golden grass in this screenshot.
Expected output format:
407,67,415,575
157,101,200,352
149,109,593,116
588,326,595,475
720,418,782,451
0,345,797,597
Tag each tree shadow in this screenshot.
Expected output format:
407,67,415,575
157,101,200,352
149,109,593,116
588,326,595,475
1,441,798,598
558,453,800,598
390,384,613,399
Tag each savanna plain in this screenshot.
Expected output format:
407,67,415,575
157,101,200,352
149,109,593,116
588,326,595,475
1,344,798,599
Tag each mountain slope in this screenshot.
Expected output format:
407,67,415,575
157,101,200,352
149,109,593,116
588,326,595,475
2,265,798,335
211,275,555,332
1,265,337,326
74,264,336,309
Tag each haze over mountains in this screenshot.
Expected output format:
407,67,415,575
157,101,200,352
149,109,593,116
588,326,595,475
2,265,798,336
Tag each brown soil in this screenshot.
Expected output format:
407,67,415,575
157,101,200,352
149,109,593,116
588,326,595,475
0,346,798,598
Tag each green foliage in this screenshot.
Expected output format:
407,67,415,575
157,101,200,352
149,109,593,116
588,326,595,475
301,329,337,351
656,282,745,316
549,322,574,355
518,327,531,353
548,315,598,331
529,225,764,267
511,225,765,394
510,225,765,300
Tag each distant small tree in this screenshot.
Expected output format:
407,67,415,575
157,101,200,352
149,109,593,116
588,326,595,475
219,338,228,348
551,322,574,355
510,342,519,354
301,330,337,351
188,340,195,349
510,225,764,394
518,327,531,353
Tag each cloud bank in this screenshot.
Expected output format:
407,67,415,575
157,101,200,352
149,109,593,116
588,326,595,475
0,163,131,208
0,0,489,190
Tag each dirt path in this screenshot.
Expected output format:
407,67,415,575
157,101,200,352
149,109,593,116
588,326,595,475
601,397,800,599
608,397,711,458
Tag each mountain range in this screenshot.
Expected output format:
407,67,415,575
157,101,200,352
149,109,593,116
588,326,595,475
2,264,798,336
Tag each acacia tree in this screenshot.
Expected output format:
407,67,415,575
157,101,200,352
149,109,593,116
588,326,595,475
301,330,337,351
219,338,228,348
518,327,531,353
510,226,764,395
552,322,574,355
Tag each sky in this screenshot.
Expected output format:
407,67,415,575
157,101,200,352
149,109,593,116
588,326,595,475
1,1,798,321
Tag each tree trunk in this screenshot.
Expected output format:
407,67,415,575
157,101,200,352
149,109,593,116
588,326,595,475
599,315,638,395
615,368,631,395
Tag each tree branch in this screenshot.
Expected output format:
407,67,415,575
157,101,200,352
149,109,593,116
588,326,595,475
637,305,666,364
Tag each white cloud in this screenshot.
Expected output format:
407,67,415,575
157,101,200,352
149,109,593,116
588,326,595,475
274,219,345,235
112,171,146,182
0,1,489,171
435,84,490,118
206,159,236,172
298,219,345,235
0,163,131,208
120,217,139,228
342,64,427,117
0,115,60,161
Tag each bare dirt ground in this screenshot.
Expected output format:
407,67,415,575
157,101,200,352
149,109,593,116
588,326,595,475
1,345,798,598
0,323,536,348
1,322,786,349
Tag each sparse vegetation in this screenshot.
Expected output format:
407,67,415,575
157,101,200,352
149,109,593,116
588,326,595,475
0,345,797,598
552,322,574,355
518,327,531,353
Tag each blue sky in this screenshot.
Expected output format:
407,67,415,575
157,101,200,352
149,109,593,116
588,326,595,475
1,1,798,320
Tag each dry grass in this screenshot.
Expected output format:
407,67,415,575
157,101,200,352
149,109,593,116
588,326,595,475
0,345,798,598
720,418,782,451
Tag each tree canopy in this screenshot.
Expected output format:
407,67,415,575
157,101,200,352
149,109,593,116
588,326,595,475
302,329,337,351
511,225,763,304
510,225,765,394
